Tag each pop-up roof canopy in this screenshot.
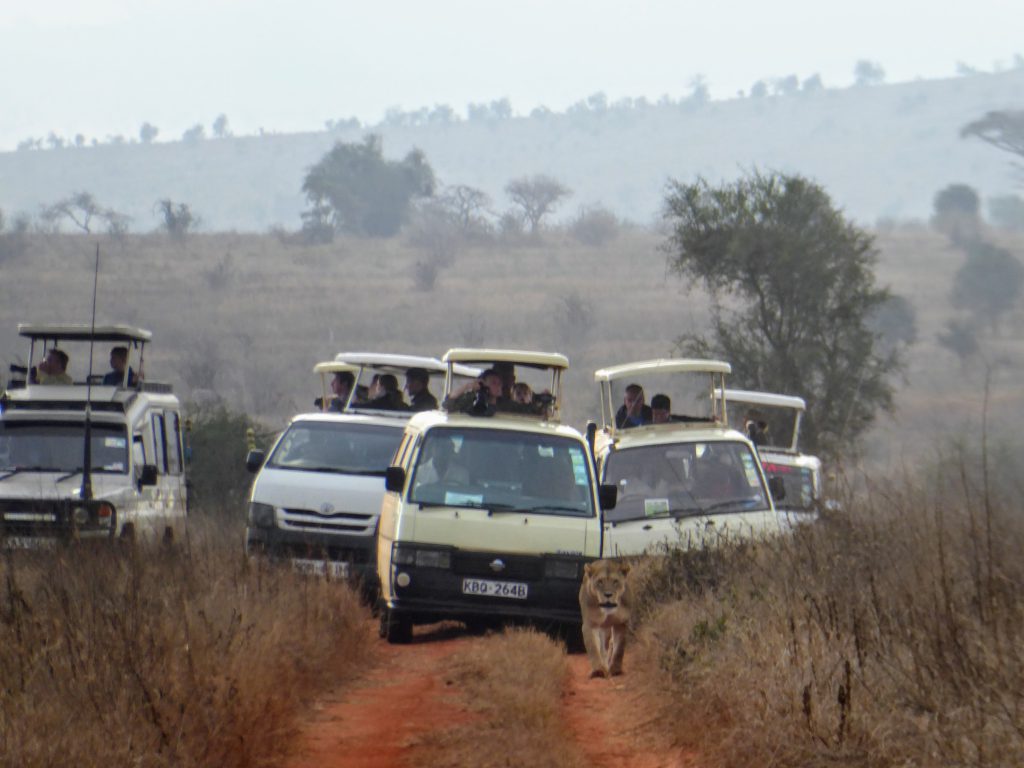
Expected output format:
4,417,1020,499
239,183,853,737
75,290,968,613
19,323,152,343
716,387,806,452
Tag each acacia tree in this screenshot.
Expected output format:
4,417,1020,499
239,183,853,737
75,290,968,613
505,175,571,235
663,171,900,456
950,241,1024,333
302,135,435,238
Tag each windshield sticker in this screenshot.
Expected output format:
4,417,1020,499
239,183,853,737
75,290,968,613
445,491,483,506
104,437,127,448
741,453,760,486
644,498,670,517
104,462,125,471
570,448,588,485
538,446,554,457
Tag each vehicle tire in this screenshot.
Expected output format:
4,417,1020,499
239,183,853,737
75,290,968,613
380,609,413,644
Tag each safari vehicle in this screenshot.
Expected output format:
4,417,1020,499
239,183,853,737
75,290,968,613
0,323,187,546
718,388,824,514
244,354,477,592
592,359,796,558
376,348,616,644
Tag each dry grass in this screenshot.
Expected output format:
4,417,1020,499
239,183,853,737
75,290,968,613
631,444,1024,767
0,520,373,768
417,627,583,768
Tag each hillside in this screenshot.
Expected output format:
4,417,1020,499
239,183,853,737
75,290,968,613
1,70,1022,232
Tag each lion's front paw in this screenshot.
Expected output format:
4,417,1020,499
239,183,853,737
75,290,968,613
588,668,608,679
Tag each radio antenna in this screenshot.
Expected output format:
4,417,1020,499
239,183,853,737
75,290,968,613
80,245,100,502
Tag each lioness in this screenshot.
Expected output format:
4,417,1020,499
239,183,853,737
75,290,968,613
579,559,632,678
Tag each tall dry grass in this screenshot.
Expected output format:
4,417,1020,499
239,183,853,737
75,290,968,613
418,628,582,768
632,441,1024,767
0,520,373,768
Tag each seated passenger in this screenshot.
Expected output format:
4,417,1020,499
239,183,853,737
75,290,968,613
744,408,771,447
443,369,504,415
615,384,652,428
511,381,533,406
405,367,438,412
651,393,672,424
358,373,407,410
35,349,72,385
102,346,138,387
315,370,355,412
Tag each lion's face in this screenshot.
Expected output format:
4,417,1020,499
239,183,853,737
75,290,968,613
584,560,630,609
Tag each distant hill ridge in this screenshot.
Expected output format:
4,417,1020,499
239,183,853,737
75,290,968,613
1,70,1021,232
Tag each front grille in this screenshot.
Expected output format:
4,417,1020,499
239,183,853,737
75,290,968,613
280,508,374,535
452,551,544,580
0,499,72,534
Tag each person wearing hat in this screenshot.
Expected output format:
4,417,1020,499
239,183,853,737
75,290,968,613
405,367,438,411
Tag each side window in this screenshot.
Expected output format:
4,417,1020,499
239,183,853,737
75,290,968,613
166,412,183,475
151,413,167,474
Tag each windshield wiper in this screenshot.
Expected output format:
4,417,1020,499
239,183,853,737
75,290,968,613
526,504,587,514
667,506,706,519
701,498,761,514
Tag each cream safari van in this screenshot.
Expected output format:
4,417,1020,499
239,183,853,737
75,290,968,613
592,359,791,558
376,348,616,643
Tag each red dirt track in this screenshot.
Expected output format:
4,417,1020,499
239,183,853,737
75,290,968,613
284,622,693,768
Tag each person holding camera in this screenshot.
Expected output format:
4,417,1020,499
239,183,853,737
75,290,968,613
443,368,504,415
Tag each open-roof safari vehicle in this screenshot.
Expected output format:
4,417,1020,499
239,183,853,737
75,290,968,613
591,358,799,558
717,388,825,514
376,348,617,643
0,323,187,546
244,353,476,598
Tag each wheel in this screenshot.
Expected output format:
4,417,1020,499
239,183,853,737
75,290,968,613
380,609,413,644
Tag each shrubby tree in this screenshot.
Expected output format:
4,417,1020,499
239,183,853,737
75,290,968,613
181,124,205,143
185,404,269,515
749,80,769,99
774,75,799,97
0,208,31,263
932,183,981,244
950,240,1024,333
802,74,824,93
505,175,571,235
868,294,917,354
41,192,129,236
961,110,1024,161
212,114,231,138
139,122,159,143
437,184,492,236
301,135,435,238
854,59,885,86
663,171,898,456
155,199,198,241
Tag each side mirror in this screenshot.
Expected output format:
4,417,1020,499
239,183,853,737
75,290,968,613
245,449,266,474
138,464,158,488
598,483,618,511
768,476,786,501
384,466,406,494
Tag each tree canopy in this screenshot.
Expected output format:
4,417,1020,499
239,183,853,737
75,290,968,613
663,171,901,456
950,241,1024,333
302,135,435,238
505,175,571,235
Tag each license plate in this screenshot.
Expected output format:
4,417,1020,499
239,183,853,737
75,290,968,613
462,578,528,599
2,536,57,550
293,559,350,579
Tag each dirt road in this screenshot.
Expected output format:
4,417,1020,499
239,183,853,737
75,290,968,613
284,622,693,768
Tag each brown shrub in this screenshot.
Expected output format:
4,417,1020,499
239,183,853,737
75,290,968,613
0,521,372,768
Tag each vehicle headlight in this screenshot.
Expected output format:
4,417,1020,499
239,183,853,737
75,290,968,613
248,502,276,528
392,544,451,569
544,559,579,579
72,506,90,526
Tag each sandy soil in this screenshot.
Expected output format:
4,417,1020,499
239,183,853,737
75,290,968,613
284,621,694,768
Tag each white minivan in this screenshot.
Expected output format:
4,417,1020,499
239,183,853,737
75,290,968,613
592,359,792,558
717,388,825,515
245,354,476,596
0,323,187,546
376,349,617,643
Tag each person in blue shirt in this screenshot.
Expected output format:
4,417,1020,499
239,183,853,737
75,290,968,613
615,383,653,428
102,346,136,386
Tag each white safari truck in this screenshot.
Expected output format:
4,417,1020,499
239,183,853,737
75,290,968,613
376,348,617,643
0,324,187,546
244,354,477,596
718,388,824,514
592,359,793,557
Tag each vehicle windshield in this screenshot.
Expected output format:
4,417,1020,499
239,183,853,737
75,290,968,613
0,421,129,474
409,427,594,517
602,440,770,523
267,421,404,475
761,461,817,511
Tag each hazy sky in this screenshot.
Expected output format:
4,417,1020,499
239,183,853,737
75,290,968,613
1,0,1020,150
